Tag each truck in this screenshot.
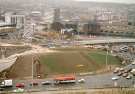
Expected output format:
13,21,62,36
0,79,13,88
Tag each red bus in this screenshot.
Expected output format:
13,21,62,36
54,75,76,84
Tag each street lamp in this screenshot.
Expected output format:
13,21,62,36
31,56,34,88
105,48,108,68
105,40,110,70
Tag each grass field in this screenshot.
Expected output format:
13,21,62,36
40,47,121,75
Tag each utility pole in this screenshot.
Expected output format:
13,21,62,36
31,56,34,87
105,41,109,70
105,47,108,68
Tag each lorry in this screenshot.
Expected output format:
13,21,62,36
0,79,13,88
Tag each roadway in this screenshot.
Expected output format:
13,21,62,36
2,72,135,92
76,38,135,45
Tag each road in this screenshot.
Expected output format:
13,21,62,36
77,38,135,45
2,72,133,93
10,88,135,94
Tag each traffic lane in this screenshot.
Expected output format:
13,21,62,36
82,73,114,88
3,73,135,92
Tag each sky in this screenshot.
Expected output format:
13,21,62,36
75,0,135,4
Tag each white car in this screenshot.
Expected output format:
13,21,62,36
112,76,120,80
120,68,124,71
113,67,120,73
132,62,135,65
78,79,85,83
126,75,132,79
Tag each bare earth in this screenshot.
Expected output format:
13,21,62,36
5,45,56,79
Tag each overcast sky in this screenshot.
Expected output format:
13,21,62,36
75,0,135,4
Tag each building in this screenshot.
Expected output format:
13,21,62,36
53,8,61,23
0,21,16,39
82,16,101,34
5,13,25,29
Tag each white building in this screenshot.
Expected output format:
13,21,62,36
5,13,25,29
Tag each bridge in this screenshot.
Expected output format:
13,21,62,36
77,38,135,45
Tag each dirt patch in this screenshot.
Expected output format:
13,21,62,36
7,55,33,79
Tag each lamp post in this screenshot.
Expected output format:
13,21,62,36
31,56,34,88
105,40,109,70
105,48,108,69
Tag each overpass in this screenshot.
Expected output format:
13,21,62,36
77,38,135,45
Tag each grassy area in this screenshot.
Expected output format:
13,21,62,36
40,48,121,75
88,50,121,65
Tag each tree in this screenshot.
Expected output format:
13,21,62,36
51,22,64,31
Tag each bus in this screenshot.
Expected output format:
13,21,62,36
54,75,76,84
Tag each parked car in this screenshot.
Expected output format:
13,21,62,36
123,68,132,73
126,75,132,79
122,73,128,77
120,68,124,71
130,69,135,76
113,67,120,73
117,72,123,76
